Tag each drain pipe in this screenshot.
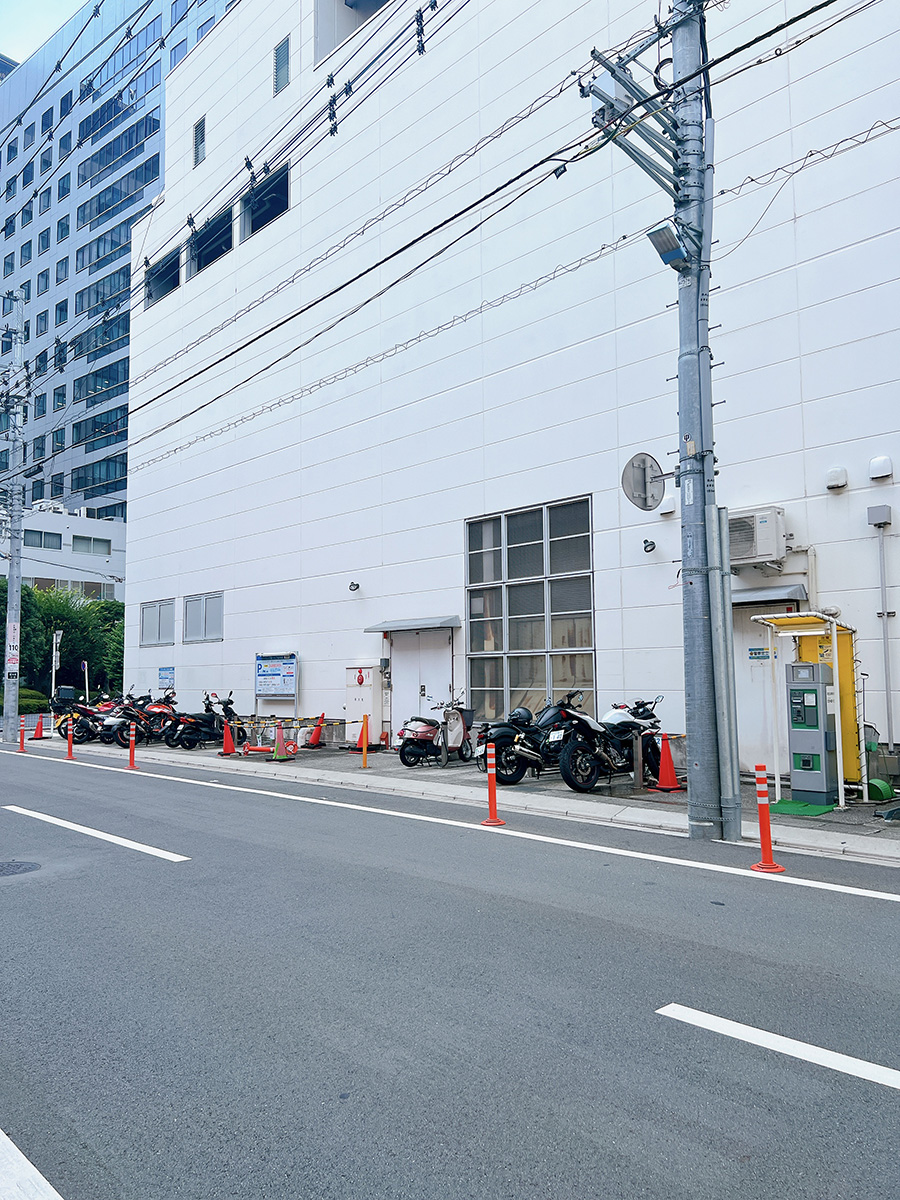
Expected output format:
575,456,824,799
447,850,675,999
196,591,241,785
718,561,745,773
868,506,895,751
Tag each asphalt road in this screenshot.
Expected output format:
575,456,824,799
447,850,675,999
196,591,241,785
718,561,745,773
1,748,899,1200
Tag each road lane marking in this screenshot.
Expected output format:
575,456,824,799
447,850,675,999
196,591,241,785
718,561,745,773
657,1003,900,1091
3,806,190,862
0,1126,66,1198
4,753,900,902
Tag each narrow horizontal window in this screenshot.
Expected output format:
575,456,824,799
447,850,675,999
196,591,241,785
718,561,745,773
240,164,289,240
145,247,180,306
188,207,232,275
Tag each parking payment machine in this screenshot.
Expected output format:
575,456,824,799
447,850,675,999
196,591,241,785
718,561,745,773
786,661,838,805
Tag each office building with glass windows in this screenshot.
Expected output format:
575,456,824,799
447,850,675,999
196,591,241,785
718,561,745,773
0,0,227,526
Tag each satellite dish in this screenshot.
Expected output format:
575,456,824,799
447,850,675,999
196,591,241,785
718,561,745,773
621,452,665,511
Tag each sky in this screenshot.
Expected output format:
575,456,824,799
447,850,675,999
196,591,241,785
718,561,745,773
2,0,86,65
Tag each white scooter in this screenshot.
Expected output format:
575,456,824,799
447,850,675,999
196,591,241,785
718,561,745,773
397,697,475,767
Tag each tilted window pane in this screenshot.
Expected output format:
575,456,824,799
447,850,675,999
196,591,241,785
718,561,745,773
550,576,592,613
549,534,590,575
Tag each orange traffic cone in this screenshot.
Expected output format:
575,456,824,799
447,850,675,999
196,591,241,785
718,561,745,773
305,713,325,749
28,713,45,740
349,717,366,753
648,733,684,792
218,721,236,757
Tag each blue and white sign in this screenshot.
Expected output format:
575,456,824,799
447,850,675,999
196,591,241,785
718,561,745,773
255,654,298,697
159,666,175,690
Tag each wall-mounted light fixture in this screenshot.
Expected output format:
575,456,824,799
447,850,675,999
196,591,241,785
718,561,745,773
869,455,893,481
348,581,360,592
825,466,848,490
643,539,656,553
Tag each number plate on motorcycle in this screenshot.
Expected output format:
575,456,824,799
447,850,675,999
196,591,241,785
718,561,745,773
548,730,564,742
475,744,486,756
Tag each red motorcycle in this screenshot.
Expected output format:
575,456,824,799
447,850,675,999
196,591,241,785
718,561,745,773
398,697,475,767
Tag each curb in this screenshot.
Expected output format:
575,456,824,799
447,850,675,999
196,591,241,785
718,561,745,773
14,740,900,869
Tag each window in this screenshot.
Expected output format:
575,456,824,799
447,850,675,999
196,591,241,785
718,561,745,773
197,16,215,41
59,131,72,157
5,176,16,199
40,147,52,174
38,228,50,254
140,599,174,646
3,252,13,277
77,109,160,189
188,207,232,275
184,592,224,642
171,0,188,20
170,39,187,69
274,36,290,95
36,310,49,336
33,435,46,460
54,339,67,371
145,248,180,305
77,214,141,273
22,319,29,344
21,280,31,303
21,201,32,226
0,450,9,471
53,385,66,410
76,154,159,228
51,473,64,497
35,349,48,375
75,266,130,315
57,215,69,241
39,187,51,213
7,139,17,164
37,269,49,294
24,529,61,549
73,405,127,452
1,294,12,315
73,534,111,555
56,257,68,284
22,161,34,187
52,428,65,453
55,299,68,325
193,117,205,167
20,240,32,265
466,499,594,720
1,332,12,354
74,357,129,406
58,173,70,200
24,124,35,149
241,164,289,239
4,215,14,239
41,108,53,135
60,91,73,117
72,313,129,362
31,481,45,503
315,0,391,62
83,15,162,100
35,393,47,417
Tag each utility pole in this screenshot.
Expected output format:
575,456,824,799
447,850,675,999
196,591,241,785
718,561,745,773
584,0,741,839
2,288,26,743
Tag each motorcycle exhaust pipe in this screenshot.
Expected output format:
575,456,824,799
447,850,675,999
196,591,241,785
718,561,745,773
514,744,544,763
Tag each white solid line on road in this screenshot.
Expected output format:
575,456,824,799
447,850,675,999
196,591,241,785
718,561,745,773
0,1125,66,1199
2,806,190,862
657,1003,900,1091
4,752,900,903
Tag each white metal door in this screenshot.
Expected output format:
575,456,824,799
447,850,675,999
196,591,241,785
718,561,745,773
733,607,790,772
390,630,453,743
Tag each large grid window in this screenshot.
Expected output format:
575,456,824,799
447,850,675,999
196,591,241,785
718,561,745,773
467,499,594,721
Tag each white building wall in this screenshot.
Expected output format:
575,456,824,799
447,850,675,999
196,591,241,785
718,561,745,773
125,0,899,761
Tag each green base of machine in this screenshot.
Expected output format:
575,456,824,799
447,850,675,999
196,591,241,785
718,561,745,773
770,800,835,816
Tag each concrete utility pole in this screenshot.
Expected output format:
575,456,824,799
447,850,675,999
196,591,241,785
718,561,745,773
585,0,741,840
2,289,26,743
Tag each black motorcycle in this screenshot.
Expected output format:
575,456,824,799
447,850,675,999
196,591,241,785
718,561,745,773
473,690,586,785
559,696,663,793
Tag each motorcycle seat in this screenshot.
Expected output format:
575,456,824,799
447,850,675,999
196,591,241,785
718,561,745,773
411,716,439,727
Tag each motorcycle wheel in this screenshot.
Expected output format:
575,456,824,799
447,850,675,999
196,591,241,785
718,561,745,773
399,741,423,768
100,730,116,744
57,720,70,740
494,738,528,786
457,738,474,763
233,725,248,746
164,732,181,749
559,738,603,793
72,725,92,745
113,726,131,749
475,751,487,773
179,730,201,750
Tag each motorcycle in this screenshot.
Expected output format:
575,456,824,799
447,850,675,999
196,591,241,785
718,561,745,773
50,694,109,744
398,697,475,767
559,696,663,793
101,689,178,748
168,691,247,749
473,690,587,785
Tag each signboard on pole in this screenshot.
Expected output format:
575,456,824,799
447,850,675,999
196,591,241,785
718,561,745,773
255,654,298,697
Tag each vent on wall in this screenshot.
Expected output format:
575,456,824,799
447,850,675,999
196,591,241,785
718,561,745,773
728,506,786,567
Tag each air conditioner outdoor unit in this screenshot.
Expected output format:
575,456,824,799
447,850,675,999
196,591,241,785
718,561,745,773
728,506,786,567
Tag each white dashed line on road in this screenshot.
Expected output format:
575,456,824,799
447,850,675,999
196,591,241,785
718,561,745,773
0,1125,67,1199
3,806,191,862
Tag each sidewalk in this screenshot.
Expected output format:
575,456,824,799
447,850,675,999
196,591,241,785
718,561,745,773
19,734,900,868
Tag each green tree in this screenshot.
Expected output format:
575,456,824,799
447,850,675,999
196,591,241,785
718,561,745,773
0,577,49,688
31,588,108,697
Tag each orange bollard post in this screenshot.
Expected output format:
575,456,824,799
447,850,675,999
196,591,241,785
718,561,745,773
481,742,506,826
18,715,26,753
66,718,75,761
361,714,369,768
751,764,784,873
126,721,139,770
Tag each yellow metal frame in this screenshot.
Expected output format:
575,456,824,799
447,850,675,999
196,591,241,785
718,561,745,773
749,611,867,809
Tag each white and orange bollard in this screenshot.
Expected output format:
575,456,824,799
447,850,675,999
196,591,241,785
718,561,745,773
751,764,784,873
17,715,26,753
481,742,506,827
66,718,75,761
126,721,139,771
361,714,369,769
